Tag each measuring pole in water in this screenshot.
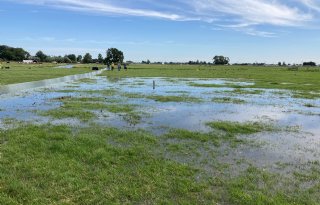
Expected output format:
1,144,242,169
153,80,156,90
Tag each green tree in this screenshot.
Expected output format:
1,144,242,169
64,56,72,64
66,54,77,63
82,53,92,64
213,55,230,65
98,53,104,64
36,50,48,62
0,45,30,61
77,55,82,63
105,48,124,64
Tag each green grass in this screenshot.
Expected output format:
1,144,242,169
42,96,143,124
190,82,244,89
73,78,98,84
304,103,317,108
40,109,96,121
100,64,320,95
122,92,146,99
147,95,202,103
0,124,213,204
122,92,202,103
1,124,319,204
206,121,274,135
0,63,95,85
212,97,246,104
229,88,264,95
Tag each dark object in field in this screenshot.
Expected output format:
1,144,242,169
92,67,99,71
5,66,10,69
7,62,10,64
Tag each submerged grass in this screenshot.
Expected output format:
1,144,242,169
229,88,264,95
212,97,246,104
41,109,95,121
206,121,275,135
41,95,143,124
147,95,202,103
189,82,244,89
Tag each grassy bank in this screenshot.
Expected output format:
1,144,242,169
0,63,98,85
101,64,320,93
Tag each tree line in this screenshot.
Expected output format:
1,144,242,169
0,45,124,64
0,45,318,66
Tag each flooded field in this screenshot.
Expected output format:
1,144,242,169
1,75,319,204
1,76,319,162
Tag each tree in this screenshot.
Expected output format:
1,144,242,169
36,50,48,62
141,60,151,64
303,61,316,66
98,53,104,64
105,48,124,64
66,54,76,63
77,55,82,63
64,56,72,64
0,45,29,61
82,53,92,64
213,55,230,65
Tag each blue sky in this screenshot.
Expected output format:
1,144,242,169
0,0,320,64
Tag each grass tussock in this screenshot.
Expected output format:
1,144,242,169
147,95,202,103
212,97,246,104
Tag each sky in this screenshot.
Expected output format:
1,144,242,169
0,0,320,64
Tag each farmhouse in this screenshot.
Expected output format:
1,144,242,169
23,60,37,64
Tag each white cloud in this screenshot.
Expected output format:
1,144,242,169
6,0,319,37
10,0,186,20
300,0,320,11
189,0,312,26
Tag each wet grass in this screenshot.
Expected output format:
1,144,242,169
55,89,118,97
206,121,275,135
165,91,190,94
105,104,136,113
122,92,201,103
212,97,246,104
82,89,118,96
41,109,96,122
0,124,212,204
229,88,264,95
304,103,318,108
189,82,244,89
122,92,146,99
74,78,97,84
147,95,202,103
0,124,319,204
292,92,320,99
0,63,94,85
41,96,143,124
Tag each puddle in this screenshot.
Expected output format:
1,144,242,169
0,76,319,168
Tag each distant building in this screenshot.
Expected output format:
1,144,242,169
23,60,37,64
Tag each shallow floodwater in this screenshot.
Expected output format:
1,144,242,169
0,76,319,167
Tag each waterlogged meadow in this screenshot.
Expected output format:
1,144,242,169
0,69,320,204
